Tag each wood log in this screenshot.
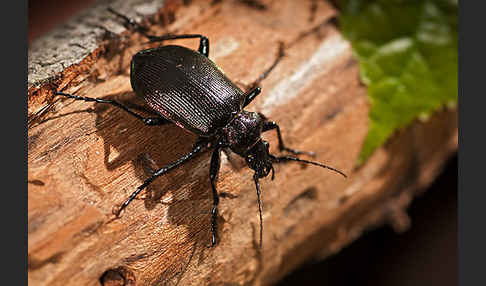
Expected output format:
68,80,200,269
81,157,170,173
28,0,458,285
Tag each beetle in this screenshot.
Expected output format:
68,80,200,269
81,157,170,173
55,8,346,247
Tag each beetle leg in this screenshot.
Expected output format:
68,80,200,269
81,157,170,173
56,92,170,126
107,8,150,34
209,146,222,246
146,34,210,57
261,120,316,157
253,42,285,86
107,8,210,57
242,86,262,107
114,139,208,217
241,42,286,106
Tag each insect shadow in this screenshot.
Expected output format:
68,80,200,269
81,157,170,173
85,91,220,246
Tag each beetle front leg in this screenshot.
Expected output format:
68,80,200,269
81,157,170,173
107,7,149,34
262,120,315,156
107,8,209,57
209,146,222,246
56,92,170,126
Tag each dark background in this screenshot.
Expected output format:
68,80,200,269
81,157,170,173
278,155,457,286
28,1,458,285
28,0,95,44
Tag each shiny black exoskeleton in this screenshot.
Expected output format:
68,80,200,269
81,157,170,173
56,8,346,247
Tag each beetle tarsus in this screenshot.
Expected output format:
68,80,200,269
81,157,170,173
107,8,210,57
240,42,285,106
107,7,149,34
250,41,286,90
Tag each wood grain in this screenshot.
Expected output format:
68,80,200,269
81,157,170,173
28,0,458,285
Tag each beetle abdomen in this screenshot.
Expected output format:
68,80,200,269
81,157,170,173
131,45,244,135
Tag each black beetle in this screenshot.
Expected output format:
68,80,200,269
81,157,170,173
56,9,346,247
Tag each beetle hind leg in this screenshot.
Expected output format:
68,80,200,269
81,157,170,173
56,92,170,126
145,34,210,57
253,42,285,86
107,7,150,34
241,42,285,107
107,8,210,57
242,86,262,107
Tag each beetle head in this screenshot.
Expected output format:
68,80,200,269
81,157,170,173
245,140,274,179
244,138,347,249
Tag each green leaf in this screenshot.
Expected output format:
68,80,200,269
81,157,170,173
339,0,458,163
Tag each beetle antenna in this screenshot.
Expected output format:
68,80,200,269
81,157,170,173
253,174,263,248
269,154,347,178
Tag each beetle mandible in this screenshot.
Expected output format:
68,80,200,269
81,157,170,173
56,8,346,247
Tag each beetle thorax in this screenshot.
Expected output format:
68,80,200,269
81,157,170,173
223,111,263,156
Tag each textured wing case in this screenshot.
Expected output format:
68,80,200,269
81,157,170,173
130,45,244,135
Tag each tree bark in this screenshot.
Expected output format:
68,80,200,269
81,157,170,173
28,0,458,285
